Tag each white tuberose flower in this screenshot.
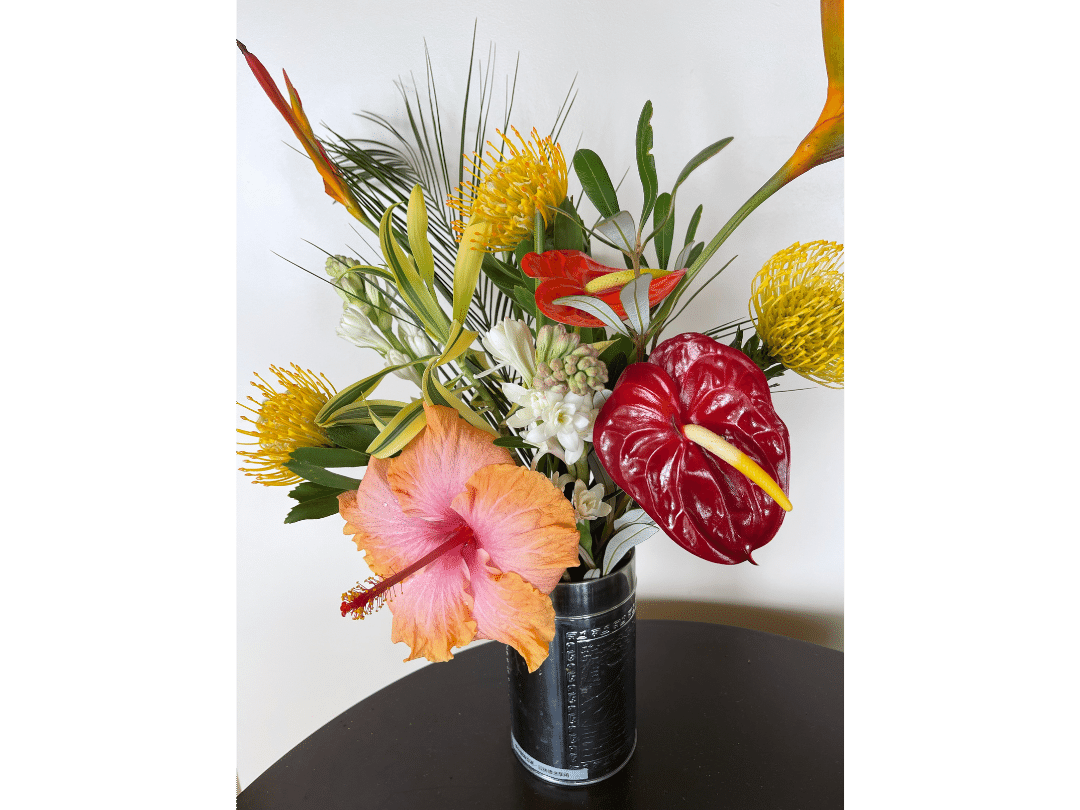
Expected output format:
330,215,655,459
571,479,611,522
504,384,611,466
481,318,536,385
338,303,392,353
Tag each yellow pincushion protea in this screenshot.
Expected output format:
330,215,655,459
750,241,844,388
448,126,568,252
237,364,336,485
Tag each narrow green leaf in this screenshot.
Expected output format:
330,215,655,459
572,148,620,218
407,184,436,292
578,521,594,560
287,481,345,502
513,235,534,266
511,284,537,317
284,496,344,524
688,242,704,266
653,192,675,269
635,100,658,225
553,198,585,252
366,400,427,459
492,436,537,449
282,460,362,490
324,424,381,453
672,137,733,195
288,446,369,468
685,204,704,246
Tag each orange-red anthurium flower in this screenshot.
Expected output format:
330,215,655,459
338,405,579,671
237,41,368,225
521,250,685,328
777,0,843,185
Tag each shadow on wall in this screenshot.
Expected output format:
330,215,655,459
637,600,844,651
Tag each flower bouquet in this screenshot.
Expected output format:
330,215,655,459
237,1,843,680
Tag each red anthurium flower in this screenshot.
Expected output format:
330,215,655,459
520,250,685,328
593,333,791,564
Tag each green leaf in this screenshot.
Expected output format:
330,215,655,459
492,436,537,449
406,185,436,293
619,274,652,334
551,294,630,336
596,211,637,255
287,481,345,502
552,198,585,252
288,446,369,468
653,192,675,270
572,148,620,218
316,357,434,426
671,137,733,196
688,242,704,267
636,100,658,225
366,399,427,459
284,496,344,524
685,204,704,246
379,203,450,344
282,460,362,490
452,217,489,325
324,423,382,453
511,284,537,317
578,521,594,560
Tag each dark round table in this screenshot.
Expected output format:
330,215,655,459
238,620,843,808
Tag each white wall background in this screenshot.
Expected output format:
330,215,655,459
237,0,843,788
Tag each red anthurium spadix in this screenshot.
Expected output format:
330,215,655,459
593,333,791,564
521,250,685,327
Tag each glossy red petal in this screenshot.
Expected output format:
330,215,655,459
593,333,790,564
534,278,608,327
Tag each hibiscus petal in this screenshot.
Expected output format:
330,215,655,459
388,404,512,522
339,458,451,578
451,464,579,593
387,551,477,664
464,547,557,673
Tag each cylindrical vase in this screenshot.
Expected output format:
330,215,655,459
507,550,636,786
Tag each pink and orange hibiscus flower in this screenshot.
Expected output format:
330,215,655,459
338,405,579,671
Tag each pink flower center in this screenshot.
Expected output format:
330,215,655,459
340,523,474,619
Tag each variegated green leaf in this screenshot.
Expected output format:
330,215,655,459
436,320,478,367
602,509,659,575
596,211,637,255
619,275,652,334
366,399,427,459
379,204,450,343
551,294,630,336
422,374,497,435
407,184,436,293
452,216,491,325
316,356,435,426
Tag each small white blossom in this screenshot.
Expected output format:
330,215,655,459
571,480,612,522
385,349,422,387
482,318,536,385
338,303,392,353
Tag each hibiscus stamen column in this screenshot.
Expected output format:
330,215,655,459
682,424,793,512
340,524,473,619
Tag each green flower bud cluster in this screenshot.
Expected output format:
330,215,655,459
532,324,609,396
